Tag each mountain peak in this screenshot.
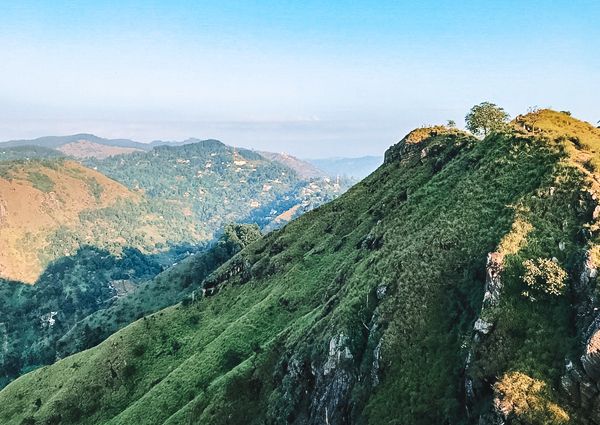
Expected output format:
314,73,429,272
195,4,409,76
384,125,473,164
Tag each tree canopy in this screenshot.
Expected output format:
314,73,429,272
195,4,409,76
465,102,510,137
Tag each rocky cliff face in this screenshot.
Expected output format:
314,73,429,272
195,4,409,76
560,249,600,423
466,252,505,418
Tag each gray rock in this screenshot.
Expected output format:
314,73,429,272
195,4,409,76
324,333,353,376
372,339,382,386
582,330,600,381
376,285,387,300
482,252,504,309
474,318,494,335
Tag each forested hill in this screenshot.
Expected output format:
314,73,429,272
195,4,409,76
0,146,65,161
0,141,344,284
5,110,600,424
0,142,346,389
85,140,345,234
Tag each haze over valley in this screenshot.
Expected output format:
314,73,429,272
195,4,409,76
1,1,599,424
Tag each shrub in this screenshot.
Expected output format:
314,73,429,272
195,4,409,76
521,258,567,297
494,372,569,424
132,343,145,357
27,171,54,193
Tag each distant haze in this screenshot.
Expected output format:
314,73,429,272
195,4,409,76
1,1,598,157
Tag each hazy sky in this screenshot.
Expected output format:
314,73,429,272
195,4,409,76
1,1,599,157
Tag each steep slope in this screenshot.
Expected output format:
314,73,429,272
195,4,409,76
0,225,259,389
0,159,198,283
0,246,162,389
3,112,599,424
55,224,262,359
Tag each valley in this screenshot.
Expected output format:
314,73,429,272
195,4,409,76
2,110,600,424
0,137,353,390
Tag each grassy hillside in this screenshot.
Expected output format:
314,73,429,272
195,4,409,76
2,111,598,424
0,144,344,284
55,224,262,359
0,224,260,390
0,246,162,389
0,159,199,283
0,142,346,389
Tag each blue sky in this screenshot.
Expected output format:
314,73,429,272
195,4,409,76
0,1,599,157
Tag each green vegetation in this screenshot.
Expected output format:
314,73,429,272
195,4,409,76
0,142,347,389
0,145,64,161
26,171,55,192
2,111,598,424
0,247,162,389
494,372,569,424
465,101,510,136
522,258,568,297
86,140,348,235
57,224,261,358
0,224,260,390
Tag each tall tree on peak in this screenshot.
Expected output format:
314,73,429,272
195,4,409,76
465,102,510,137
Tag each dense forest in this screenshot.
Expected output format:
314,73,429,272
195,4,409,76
85,140,347,234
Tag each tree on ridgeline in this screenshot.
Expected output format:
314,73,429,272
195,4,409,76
465,102,510,137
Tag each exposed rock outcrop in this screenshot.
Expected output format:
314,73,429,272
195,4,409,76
0,199,7,226
465,252,504,417
0,323,7,367
310,333,355,425
560,248,600,423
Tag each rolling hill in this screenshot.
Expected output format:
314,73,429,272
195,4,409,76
83,140,346,235
0,134,148,151
0,159,197,284
0,141,345,285
258,151,327,179
0,141,347,390
0,146,65,161
0,134,149,160
3,110,600,424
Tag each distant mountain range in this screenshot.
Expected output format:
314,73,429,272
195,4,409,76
0,134,382,179
258,151,327,179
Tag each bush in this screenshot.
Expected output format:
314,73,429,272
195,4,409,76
494,372,569,424
521,258,567,297
27,171,54,193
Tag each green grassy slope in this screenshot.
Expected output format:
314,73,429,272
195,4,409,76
1,112,598,424
55,224,262,358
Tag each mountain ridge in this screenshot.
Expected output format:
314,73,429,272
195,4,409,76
3,110,600,424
